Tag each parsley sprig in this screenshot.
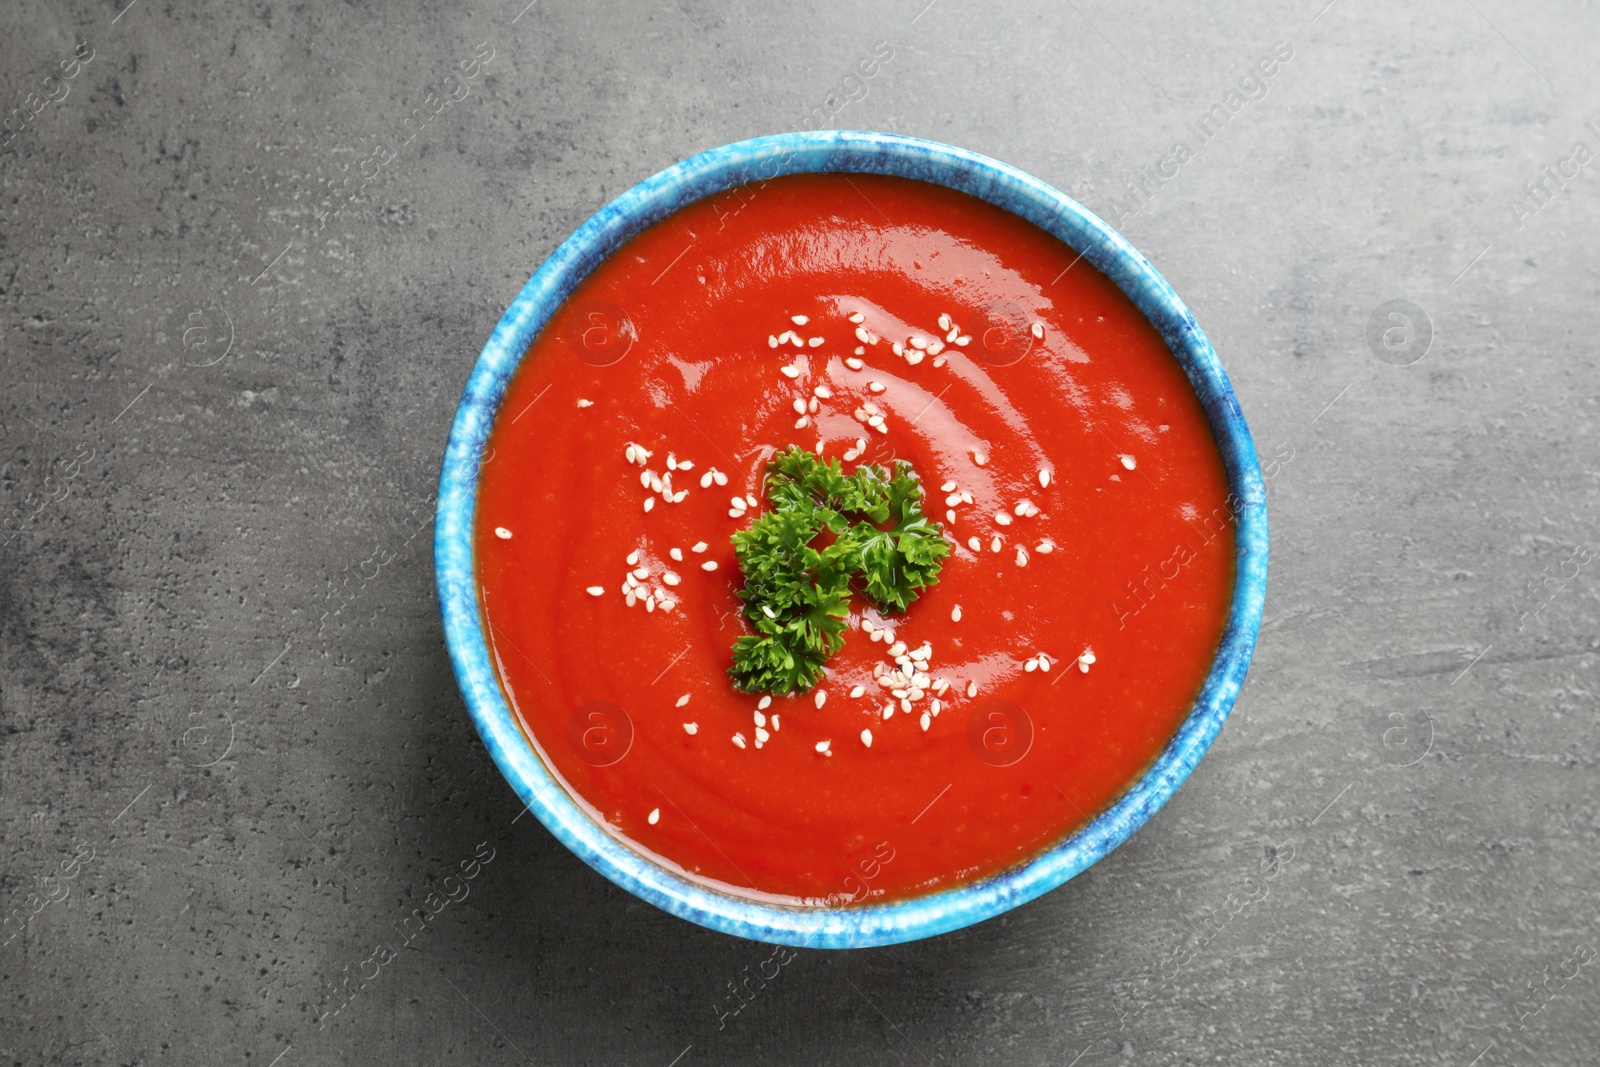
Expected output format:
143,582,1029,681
729,446,951,694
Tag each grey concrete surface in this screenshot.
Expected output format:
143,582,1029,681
2,0,1597,1063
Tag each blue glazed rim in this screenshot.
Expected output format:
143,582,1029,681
435,131,1268,949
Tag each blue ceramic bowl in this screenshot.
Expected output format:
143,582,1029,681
435,131,1268,948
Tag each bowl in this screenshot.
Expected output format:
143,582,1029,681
434,130,1268,948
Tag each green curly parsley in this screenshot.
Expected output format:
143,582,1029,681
729,446,951,695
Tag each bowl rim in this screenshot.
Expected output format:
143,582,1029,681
434,130,1268,949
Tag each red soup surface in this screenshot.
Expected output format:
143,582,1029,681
475,173,1235,905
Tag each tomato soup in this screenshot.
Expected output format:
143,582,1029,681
474,173,1234,905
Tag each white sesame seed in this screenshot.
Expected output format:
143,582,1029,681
1038,654,1051,672
946,510,957,523
995,511,1013,526
882,704,894,719
855,326,872,344
1040,469,1052,488
938,313,952,331
494,527,512,540
808,337,823,348
814,690,827,709
586,586,604,596
850,685,866,698
761,605,776,619
746,495,758,508
1120,454,1137,470
951,605,962,622
781,365,800,380
669,547,683,562
905,350,925,366
768,335,779,349
733,733,747,749
701,561,718,572
577,399,594,408
909,336,927,350
728,508,743,519
662,571,681,587
860,728,873,748
928,340,944,356
920,712,931,731
791,314,809,325
845,357,865,370
679,460,694,471
955,335,971,346
713,470,728,486
625,444,638,463
1031,321,1045,339
755,727,770,743
633,566,649,580
960,491,974,504
967,680,978,698
676,693,691,707
792,398,807,415
625,591,637,607
758,695,772,710
815,740,831,754
795,416,809,429
700,471,714,488
814,385,832,399
730,495,746,508
691,541,708,553
930,698,941,715
854,346,866,356
648,808,660,825
946,327,960,342
990,535,1003,553
972,451,988,466
808,397,820,414
667,453,678,470
967,536,981,552
645,596,656,612
683,722,698,734
932,356,947,368
868,381,886,394
1016,546,1029,567
1013,501,1028,516
772,714,780,731
644,498,655,512
1025,658,1038,673
754,710,767,727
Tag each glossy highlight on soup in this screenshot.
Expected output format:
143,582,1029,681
474,173,1235,905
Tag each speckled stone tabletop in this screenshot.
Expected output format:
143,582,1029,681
3,1,1597,1064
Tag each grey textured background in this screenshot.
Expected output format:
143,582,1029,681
2,0,1597,1063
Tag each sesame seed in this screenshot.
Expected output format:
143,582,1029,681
679,460,694,470
855,326,872,344
951,605,962,622
967,536,981,551
790,334,805,349
755,727,770,743
648,808,660,825
927,340,944,356
1016,546,1029,567
644,498,655,512
955,335,971,346
845,357,865,370
684,722,698,734
494,527,512,539
781,365,800,379
795,416,810,429
909,336,927,350
905,350,925,366
946,510,957,523
854,346,866,356
1120,454,1137,470
586,586,604,596
761,605,776,619
772,714,781,731
808,337,824,348
625,444,638,463
793,398,807,415
862,619,876,633
745,495,758,508
920,712,931,731
1040,469,1052,488
946,327,959,342
577,399,594,408
670,547,683,561
938,313,952,331
932,356,947,368
672,490,686,504
995,512,1013,526
691,541,708,552
960,491,974,504
868,381,886,394
730,495,746,508
754,710,767,727
701,561,718,572
967,680,978,697
814,690,827,709
814,385,833,399
733,733,747,749
700,471,714,488
768,335,779,348
860,729,873,748
633,566,649,579
758,695,772,710
990,535,1003,553
662,571,681,587
676,694,691,707
713,470,728,486
850,685,866,698
1031,321,1045,339
667,453,678,470
1025,658,1038,673
1038,654,1051,672
972,451,988,466
808,397,820,414
882,704,894,719
728,508,743,519
815,740,831,755
791,314,809,325
625,591,637,607
930,698,941,715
